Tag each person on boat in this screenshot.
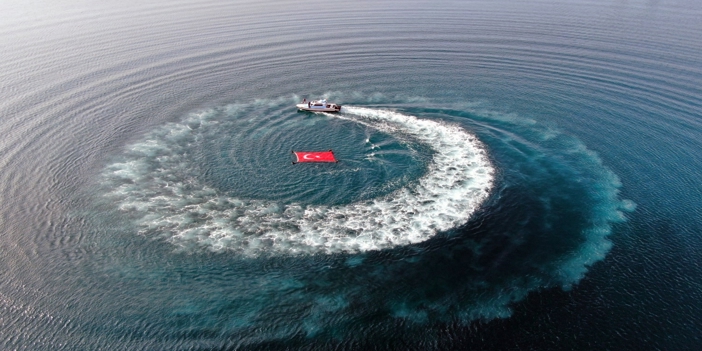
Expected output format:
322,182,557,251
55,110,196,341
302,98,306,103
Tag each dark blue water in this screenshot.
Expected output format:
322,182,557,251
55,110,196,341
2,0,701,349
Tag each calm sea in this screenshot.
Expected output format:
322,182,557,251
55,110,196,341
1,0,701,349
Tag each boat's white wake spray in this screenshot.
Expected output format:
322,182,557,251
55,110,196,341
103,105,494,255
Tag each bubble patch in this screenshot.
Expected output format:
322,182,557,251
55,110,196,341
102,103,494,255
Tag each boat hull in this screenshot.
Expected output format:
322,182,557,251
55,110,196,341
296,103,342,112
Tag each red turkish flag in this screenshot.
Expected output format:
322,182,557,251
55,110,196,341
293,150,337,163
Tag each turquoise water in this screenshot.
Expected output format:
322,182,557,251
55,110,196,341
1,0,701,349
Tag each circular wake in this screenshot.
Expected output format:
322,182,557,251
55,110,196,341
102,101,494,255
95,96,633,341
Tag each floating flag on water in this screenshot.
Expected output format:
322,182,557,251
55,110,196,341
292,150,337,163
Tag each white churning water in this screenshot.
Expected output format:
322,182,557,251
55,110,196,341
103,105,494,255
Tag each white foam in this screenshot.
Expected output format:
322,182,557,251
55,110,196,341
103,106,494,255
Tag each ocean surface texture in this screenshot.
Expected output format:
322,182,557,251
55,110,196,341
1,0,701,349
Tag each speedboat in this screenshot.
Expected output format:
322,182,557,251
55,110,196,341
296,99,342,112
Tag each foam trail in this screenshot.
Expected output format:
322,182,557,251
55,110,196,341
103,105,494,255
